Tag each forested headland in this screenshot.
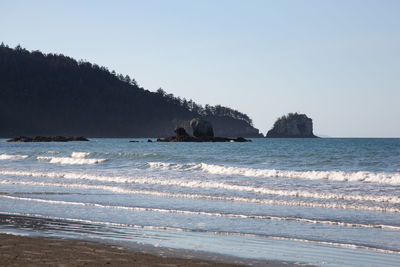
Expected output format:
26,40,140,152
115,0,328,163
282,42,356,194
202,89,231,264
0,43,262,138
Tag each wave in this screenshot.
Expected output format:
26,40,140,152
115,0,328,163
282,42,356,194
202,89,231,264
1,169,400,204
3,169,400,204
37,156,107,165
2,194,399,231
117,152,160,158
68,152,159,160
148,162,400,185
1,179,399,213
46,151,60,154
2,211,400,255
0,154,28,160
148,162,201,171
71,152,92,158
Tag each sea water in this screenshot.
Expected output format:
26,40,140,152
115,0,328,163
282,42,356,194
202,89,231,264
0,138,399,266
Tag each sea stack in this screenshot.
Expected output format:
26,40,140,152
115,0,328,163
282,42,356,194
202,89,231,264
190,118,214,138
266,113,317,138
157,119,251,142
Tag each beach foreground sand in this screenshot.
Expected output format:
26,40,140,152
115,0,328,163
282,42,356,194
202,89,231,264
0,233,302,266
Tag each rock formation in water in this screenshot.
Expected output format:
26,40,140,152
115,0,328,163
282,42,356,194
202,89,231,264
190,118,214,138
266,113,317,138
157,119,251,142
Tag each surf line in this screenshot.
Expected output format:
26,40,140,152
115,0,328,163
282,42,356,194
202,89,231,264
1,194,400,231
2,211,400,256
148,161,400,185
1,180,399,213
1,170,400,204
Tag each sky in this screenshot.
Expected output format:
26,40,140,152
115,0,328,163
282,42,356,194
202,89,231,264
1,0,399,137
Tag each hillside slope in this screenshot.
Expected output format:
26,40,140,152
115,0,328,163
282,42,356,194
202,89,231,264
0,44,262,138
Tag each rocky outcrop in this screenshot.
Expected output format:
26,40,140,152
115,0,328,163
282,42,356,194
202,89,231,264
172,127,198,142
157,124,251,142
7,136,89,142
266,113,317,138
190,118,214,138
202,116,263,138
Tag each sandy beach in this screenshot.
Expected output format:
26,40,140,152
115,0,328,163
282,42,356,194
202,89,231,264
0,233,301,267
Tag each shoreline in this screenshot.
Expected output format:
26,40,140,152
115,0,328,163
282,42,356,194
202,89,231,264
0,233,305,267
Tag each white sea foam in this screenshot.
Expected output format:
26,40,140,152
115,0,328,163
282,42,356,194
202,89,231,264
1,169,400,204
0,154,28,160
148,162,200,171
148,162,400,185
71,152,92,158
2,194,400,231
1,179,399,213
37,156,107,165
37,152,103,164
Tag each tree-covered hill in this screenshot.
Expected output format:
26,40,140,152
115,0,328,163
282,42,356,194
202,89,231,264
0,43,262,138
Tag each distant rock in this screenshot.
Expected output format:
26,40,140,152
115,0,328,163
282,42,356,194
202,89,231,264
71,136,89,141
190,118,214,138
234,137,248,142
266,113,317,138
157,127,196,142
7,136,89,142
157,122,251,142
174,127,198,142
6,136,32,142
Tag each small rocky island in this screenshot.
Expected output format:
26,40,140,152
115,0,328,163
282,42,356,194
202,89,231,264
157,118,251,142
7,136,89,142
266,113,317,138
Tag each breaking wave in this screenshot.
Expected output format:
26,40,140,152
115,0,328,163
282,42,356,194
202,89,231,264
46,151,60,154
1,179,399,213
148,162,400,185
2,194,400,231
71,152,92,158
1,169,400,204
37,155,107,165
0,154,28,160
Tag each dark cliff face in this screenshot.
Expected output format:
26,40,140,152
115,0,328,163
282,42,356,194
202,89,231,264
0,44,262,138
203,116,263,138
266,113,317,138
173,116,263,139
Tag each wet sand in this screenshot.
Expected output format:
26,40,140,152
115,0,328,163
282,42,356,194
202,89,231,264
0,233,302,266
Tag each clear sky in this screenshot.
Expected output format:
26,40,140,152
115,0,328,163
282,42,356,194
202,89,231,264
1,0,399,137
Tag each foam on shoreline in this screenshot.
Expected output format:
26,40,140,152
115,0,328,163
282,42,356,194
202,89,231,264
148,162,400,185
2,195,400,231
1,180,399,213
1,170,400,205
1,213,400,256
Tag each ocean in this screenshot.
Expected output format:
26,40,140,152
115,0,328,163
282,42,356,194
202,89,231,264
0,138,399,266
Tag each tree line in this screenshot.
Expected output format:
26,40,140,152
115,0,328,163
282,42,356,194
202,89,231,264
155,88,253,126
0,43,260,137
